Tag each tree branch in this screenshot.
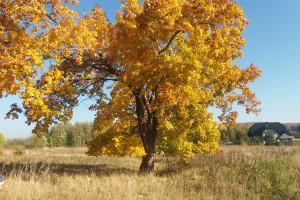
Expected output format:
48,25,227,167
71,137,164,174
142,95,152,116
158,30,181,54
149,87,157,104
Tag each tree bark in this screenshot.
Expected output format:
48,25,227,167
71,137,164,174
139,152,154,173
134,89,157,174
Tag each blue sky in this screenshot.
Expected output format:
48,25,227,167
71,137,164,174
0,0,300,139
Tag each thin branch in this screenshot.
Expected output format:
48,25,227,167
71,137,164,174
46,13,58,24
198,21,211,25
158,30,181,54
41,15,57,25
202,71,214,77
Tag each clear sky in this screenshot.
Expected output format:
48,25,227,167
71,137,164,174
1,0,300,139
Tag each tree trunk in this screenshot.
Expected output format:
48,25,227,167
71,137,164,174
134,89,158,174
139,151,154,173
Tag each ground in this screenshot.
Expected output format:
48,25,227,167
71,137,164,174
0,145,299,200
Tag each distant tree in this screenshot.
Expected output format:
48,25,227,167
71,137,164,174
235,125,248,143
64,123,74,146
73,122,84,146
264,131,276,146
227,127,236,142
220,131,229,143
66,132,74,146
293,132,300,139
0,133,6,146
49,123,67,146
6,138,28,146
82,122,92,144
26,135,48,148
297,124,300,133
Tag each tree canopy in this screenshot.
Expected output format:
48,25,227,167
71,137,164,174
1,0,261,172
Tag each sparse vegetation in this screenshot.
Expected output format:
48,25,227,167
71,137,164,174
0,146,298,200
12,147,25,156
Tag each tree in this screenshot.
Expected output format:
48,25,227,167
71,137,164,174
234,125,248,143
297,124,300,133
26,135,48,148
227,126,236,142
64,123,74,146
49,123,67,146
293,132,300,139
221,124,248,144
82,122,93,144
66,131,75,146
220,131,229,143
263,131,276,146
1,0,261,173
0,133,6,146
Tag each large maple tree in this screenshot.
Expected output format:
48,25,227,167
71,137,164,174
1,0,261,173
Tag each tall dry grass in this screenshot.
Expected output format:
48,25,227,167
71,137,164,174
0,146,299,200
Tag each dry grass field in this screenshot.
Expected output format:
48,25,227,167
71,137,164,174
0,145,299,200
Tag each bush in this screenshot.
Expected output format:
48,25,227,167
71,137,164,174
249,137,260,145
13,147,25,156
240,140,248,146
264,131,276,146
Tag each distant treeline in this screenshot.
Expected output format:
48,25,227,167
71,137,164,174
6,122,99,148
220,124,250,144
46,122,98,147
6,122,300,148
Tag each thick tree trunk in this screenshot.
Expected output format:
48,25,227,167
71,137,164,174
134,89,158,174
139,151,154,173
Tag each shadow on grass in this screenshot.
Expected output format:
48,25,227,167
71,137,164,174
156,162,190,176
0,162,137,178
0,160,193,178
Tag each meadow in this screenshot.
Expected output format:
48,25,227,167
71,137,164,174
0,145,299,200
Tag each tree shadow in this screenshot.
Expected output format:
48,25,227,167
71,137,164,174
155,161,190,176
0,161,137,179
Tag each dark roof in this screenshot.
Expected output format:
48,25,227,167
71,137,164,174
247,122,290,137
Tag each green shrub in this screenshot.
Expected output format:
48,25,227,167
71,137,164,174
264,131,276,146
